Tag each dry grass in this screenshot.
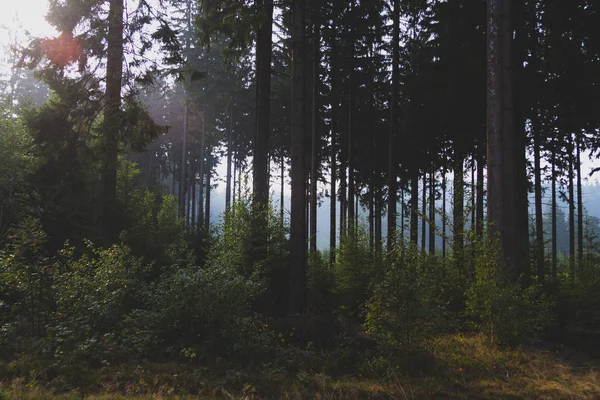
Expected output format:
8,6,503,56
1,335,599,399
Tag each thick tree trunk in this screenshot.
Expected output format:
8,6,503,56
568,141,575,279
421,173,427,252
329,13,338,265
347,32,354,237
101,0,124,240
309,20,320,259
198,119,206,229
533,116,544,283
205,166,211,228
375,190,382,254
429,169,436,255
410,174,419,245
191,150,196,230
551,149,557,279
576,139,583,271
487,0,523,282
225,102,233,210
253,0,273,210
281,153,285,225
442,171,447,259
476,150,484,237
387,0,400,252
453,153,464,268
289,0,307,315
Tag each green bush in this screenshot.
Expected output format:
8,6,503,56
366,244,452,351
465,235,554,345
333,225,381,318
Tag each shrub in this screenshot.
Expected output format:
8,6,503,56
465,235,554,345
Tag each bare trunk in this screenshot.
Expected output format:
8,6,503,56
101,0,124,240
421,173,427,252
387,0,400,251
253,0,273,210
551,149,557,278
289,0,307,315
410,174,419,245
429,169,435,255
442,171,447,259
453,154,464,268
533,116,544,283
225,102,234,210
309,20,320,259
568,140,575,279
576,139,583,272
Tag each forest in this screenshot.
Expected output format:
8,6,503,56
1,0,600,398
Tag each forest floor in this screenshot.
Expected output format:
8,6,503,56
1,334,599,399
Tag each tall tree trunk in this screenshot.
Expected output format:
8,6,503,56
442,171,447,259
289,0,307,315
205,167,211,228
400,188,405,244
191,150,196,231
232,155,237,206
576,139,583,272
487,0,522,282
568,140,575,279
329,12,338,266
476,149,484,237
375,190,382,253
471,158,476,232
225,101,234,210
198,119,206,230
533,114,544,283
421,173,427,252
309,19,320,259
387,0,400,252
347,38,354,238
281,153,285,225
101,0,124,240
253,0,273,210
551,148,557,279
410,174,419,245
453,153,464,268
429,169,435,255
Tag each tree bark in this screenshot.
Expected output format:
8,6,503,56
453,153,464,268
533,114,544,283
253,0,273,210
410,174,419,245
568,139,575,279
421,173,427,252
429,169,436,255
576,138,583,272
225,101,233,210
387,0,400,252
101,0,124,241
551,148,557,279
442,171,447,259
309,19,320,259
486,0,523,282
289,0,307,315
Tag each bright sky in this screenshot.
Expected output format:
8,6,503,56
0,0,54,47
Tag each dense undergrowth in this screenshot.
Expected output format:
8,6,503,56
1,144,600,398
1,188,600,399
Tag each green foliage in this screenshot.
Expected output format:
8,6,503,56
366,244,456,352
465,235,554,345
208,196,289,316
333,225,381,318
143,262,274,364
0,103,38,243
